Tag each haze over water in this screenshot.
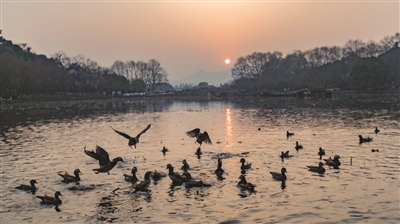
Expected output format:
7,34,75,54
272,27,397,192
1,96,399,223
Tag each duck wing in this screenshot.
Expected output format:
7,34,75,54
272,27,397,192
186,128,200,138
135,124,151,138
84,146,110,166
111,126,132,140
202,131,212,144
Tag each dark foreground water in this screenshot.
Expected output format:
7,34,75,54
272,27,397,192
1,96,399,223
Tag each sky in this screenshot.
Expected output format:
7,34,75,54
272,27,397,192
1,0,399,81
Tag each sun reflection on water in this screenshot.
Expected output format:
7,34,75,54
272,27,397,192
225,108,233,152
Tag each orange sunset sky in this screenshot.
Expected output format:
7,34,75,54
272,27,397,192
1,0,399,81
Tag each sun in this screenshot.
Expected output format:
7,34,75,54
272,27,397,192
225,59,230,64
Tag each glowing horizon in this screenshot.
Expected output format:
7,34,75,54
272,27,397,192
1,1,398,80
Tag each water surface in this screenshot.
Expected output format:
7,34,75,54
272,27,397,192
1,97,399,223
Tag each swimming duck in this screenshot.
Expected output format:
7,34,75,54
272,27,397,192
280,151,293,160
359,135,373,144
58,169,82,183
84,145,124,175
181,159,190,171
286,131,294,138
37,191,62,205
195,147,202,158
16,180,37,192
374,127,380,134
133,171,152,192
166,164,186,185
307,162,325,174
240,158,252,170
295,141,303,150
186,128,212,146
124,167,138,183
184,180,212,188
270,168,287,181
110,124,151,149
237,175,256,191
318,147,326,160
161,146,168,155
214,158,224,174
324,155,341,169
150,170,167,181
371,149,379,152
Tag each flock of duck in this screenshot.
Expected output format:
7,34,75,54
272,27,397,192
15,124,380,206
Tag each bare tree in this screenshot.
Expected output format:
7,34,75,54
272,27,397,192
125,60,135,82
111,60,125,76
343,39,366,57
143,59,168,93
51,51,71,68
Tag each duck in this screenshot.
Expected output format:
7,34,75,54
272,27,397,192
150,170,167,181
307,162,325,174
318,147,326,160
237,175,256,191
181,159,190,171
133,171,152,192
295,141,303,150
110,124,151,149
161,146,168,155
58,169,82,183
37,191,62,205
214,158,224,174
16,180,37,192
84,145,124,175
124,167,138,183
374,127,380,134
270,168,287,181
239,158,252,170
359,135,373,144
286,131,294,138
280,151,292,160
166,164,186,185
371,149,379,152
324,155,341,169
186,128,212,146
184,180,212,188
195,147,202,158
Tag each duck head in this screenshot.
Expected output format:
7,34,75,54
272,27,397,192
30,180,38,186
131,167,138,174
144,171,152,180
55,191,62,197
74,169,82,176
281,167,287,174
166,164,174,170
240,158,246,164
319,162,324,167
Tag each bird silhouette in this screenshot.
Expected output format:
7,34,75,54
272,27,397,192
270,168,287,181
111,124,151,148
58,169,82,183
16,180,37,192
84,145,123,175
37,191,62,205
307,162,325,174
186,128,212,146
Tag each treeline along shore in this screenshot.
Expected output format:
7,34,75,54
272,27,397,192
1,33,399,101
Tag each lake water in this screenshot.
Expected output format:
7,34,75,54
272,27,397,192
1,96,399,223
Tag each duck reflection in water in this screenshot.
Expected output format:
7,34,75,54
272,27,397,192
195,147,202,159
214,158,225,180
281,180,286,190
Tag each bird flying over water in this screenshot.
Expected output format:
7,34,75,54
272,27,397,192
186,128,212,146
84,145,123,175
111,124,151,149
